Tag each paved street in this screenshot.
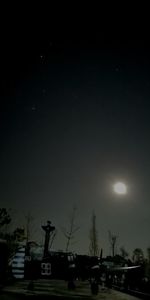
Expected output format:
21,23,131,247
1,280,141,299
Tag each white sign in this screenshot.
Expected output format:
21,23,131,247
41,263,51,275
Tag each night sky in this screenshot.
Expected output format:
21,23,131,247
1,24,150,255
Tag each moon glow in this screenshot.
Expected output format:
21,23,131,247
113,182,127,195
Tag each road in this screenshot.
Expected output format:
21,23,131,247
1,280,141,299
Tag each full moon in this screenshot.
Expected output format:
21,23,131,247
113,182,127,195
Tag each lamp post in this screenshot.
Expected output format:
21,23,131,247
42,221,55,258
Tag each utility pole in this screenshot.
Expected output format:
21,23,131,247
89,212,99,256
25,213,34,243
42,221,55,258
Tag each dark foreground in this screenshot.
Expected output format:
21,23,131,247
0,280,141,299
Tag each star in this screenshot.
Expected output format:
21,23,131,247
31,105,36,111
42,89,46,95
115,67,120,72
